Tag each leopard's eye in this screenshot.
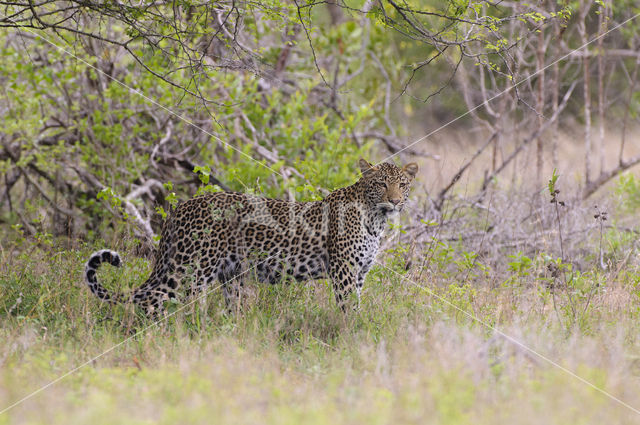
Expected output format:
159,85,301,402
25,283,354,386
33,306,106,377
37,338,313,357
377,181,388,189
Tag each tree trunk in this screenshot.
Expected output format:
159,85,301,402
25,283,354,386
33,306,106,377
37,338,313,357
597,2,608,175
536,21,546,185
551,18,560,170
578,2,592,185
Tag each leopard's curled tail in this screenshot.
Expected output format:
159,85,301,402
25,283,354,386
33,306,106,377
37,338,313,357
84,249,123,303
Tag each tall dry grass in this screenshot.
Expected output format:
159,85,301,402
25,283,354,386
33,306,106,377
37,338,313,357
2,128,640,423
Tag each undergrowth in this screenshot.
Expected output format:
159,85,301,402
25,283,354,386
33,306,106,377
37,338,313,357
2,179,640,424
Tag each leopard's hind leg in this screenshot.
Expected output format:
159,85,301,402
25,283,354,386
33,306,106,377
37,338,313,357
216,256,247,314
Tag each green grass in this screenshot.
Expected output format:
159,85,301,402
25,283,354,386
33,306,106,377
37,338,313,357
2,242,640,424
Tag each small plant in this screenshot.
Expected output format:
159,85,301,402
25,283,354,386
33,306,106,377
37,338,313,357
507,251,533,276
194,165,224,196
424,239,455,278
615,172,640,211
593,206,608,270
445,283,477,321
548,168,565,260
504,251,533,286
545,169,601,331
454,249,488,282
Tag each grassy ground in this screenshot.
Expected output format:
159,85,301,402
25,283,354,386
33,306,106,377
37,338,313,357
2,213,640,425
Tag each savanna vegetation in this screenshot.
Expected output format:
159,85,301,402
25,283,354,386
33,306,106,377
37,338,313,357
2,1,640,423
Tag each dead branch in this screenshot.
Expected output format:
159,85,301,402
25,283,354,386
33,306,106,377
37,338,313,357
435,132,498,210
583,154,640,199
356,132,440,160
480,82,576,192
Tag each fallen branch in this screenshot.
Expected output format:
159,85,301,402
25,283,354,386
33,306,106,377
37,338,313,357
125,179,164,202
583,153,640,199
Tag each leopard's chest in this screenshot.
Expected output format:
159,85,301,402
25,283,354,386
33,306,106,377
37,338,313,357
359,231,382,266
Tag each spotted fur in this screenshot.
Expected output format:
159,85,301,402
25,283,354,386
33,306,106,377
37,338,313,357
84,159,418,313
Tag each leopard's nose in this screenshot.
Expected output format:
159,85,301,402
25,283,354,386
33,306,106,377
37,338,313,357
389,198,402,206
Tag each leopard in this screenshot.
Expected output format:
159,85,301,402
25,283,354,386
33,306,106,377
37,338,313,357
84,159,418,314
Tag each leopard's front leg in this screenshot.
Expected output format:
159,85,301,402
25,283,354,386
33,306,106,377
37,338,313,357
329,258,359,312
327,201,371,312
355,268,369,310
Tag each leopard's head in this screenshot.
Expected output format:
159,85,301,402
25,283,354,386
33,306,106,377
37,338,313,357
359,159,419,215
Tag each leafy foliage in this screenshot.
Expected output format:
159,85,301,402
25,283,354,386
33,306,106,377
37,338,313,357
0,0,576,245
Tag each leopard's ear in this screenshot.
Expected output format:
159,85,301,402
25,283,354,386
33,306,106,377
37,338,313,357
403,163,419,179
359,159,377,176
